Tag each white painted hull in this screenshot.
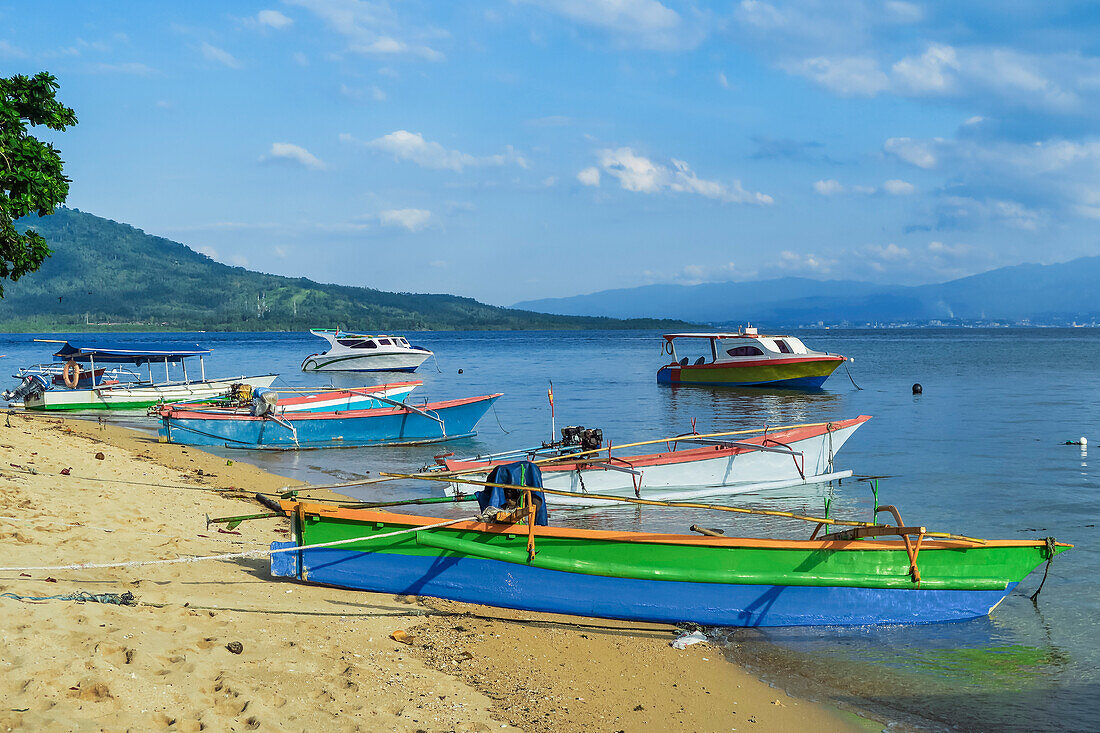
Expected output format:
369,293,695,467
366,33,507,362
441,419,866,505
301,350,431,372
21,374,279,411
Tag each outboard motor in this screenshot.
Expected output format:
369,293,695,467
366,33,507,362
2,374,49,403
581,428,603,452
250,387,279,417
561,426,584,447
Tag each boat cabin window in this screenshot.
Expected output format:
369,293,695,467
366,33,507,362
397,338,409,346
726,345,764,357
338,339,368,348
377,338,392,346
775,340,793,354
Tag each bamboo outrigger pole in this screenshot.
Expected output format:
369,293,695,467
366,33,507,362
380,471,987,545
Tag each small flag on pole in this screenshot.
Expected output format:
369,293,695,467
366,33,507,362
547,381,554,415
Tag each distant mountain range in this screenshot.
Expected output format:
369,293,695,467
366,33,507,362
1,209,689,332
514,259,1100,325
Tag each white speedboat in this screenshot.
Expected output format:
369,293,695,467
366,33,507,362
300,329,433,373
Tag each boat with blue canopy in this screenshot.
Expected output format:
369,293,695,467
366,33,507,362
2,339,277,411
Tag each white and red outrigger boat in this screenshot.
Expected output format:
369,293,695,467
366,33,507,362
431,416,871,506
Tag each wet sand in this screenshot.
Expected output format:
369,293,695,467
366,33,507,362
0,411,880,731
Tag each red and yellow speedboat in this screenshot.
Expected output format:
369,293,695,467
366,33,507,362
656,328,847,388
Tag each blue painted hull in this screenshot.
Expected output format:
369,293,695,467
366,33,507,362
160,395,499,448
271,545,1015,627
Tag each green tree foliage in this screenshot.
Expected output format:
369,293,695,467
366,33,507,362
2,208,693,331
0,72,77,296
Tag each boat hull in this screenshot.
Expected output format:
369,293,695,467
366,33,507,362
21,374,279,411
441,417,869,503
657,355,844,388
301,350,432,373
271,504,1065,627
159,394,501,448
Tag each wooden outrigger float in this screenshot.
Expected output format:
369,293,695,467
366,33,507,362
259,466,1070,628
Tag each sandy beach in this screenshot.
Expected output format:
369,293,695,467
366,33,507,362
0,411,879,732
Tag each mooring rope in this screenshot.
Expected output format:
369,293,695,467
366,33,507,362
1030,536,1058,601
844,363,863,390
1,591,136,605
0,515,477,574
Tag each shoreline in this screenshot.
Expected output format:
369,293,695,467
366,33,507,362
1,411,885,731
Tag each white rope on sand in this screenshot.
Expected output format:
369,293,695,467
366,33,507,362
0,516,477,574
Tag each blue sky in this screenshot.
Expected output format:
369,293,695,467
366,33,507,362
4,1,1100,305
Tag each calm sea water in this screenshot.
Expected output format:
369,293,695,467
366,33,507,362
2,328,1097,731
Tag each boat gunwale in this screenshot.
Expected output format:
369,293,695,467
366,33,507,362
161,393,502,420
444,415,870,473
283,500,1070,552
659,354,846,370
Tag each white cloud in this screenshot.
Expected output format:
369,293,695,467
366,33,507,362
884,1,922,23
293,51,309,66
577,166,601,186
542,175,558,187
89,62,157,76
257,9,294,29
777,250,835,275
785,56,890,96
261,142,327,170
813,179,844,195
349,37,443,61
346,130,527,171
379,208,431,231
717,72,730,89
891,44,959,94
287,0,445,60
884,137,942,168
200,42,241,68
642,261,744,285
230,254,250,267
0,40,26,58
883,179,915,195
519,0,694,50
594,148,773,204
340,83,386,101
784,42,1091,113
197,245,218,260
935,196,1043,231
927,241,970,257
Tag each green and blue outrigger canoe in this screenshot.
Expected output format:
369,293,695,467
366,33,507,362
270,499,1069,627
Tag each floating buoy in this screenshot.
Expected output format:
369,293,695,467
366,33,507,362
912,383,923,394
1082,437,1088,446
458,368,463,374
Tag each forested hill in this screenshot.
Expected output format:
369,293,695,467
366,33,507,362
2,209,688,331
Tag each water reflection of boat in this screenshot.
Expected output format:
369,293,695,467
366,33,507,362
657,328,847,388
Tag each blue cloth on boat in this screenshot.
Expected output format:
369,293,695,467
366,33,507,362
478,461,548,526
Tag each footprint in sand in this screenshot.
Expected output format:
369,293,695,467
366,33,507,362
68,679,113,702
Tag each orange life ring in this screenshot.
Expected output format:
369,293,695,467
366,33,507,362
63,360,81,388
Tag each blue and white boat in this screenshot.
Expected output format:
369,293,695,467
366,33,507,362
156,393,502,449
3,340,276,411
